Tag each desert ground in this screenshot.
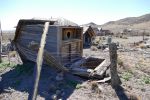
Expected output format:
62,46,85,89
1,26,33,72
0,36,150,100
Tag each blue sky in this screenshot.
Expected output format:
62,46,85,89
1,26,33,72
0,0,150,30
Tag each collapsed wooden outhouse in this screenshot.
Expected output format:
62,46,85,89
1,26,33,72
13,18,111,79
14,18,83,66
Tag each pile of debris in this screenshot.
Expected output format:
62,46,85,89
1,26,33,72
70,57,110,80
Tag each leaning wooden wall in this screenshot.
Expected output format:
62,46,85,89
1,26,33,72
16,24,59,62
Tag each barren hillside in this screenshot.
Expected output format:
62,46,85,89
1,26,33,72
100,13,150,34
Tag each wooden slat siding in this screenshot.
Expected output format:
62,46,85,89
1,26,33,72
14,19,55,42
45,26,58,58
18,25,43,48
71,42,78,61
60,27,83,65
15,25,42,42
20,31,42,37
61,41,82,64
61,44,70,62
57,26,61,63
21,25,43,33
17,25,59,61
16,44,37,62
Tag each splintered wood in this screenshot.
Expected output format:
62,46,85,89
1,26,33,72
71,57,111,79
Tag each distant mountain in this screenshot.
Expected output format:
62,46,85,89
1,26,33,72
100,13,150,34
81,22,98,27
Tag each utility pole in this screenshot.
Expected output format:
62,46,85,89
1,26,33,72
0,21,2,63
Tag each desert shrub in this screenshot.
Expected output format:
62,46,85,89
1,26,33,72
0,61,16,69
90,46,98,51
117,58,124,67
13,63,34,77
139,44,147,49
121,71,133,81
120,35,123,38
91,82,101,93
122,36,128,39
65,79,78,88
102,37,106,40
142,76,150,84
75,84,86,89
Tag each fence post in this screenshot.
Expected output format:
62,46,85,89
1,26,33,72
0,21,2,63
109,43,121,88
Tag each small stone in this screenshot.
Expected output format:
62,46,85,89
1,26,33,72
49,84,57,92
51,94,57,100
105,68,110,77
56,72,64,81
141,88,145,92
56,90,61,95
61,91,65,96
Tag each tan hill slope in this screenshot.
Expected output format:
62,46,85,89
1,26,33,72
101,13,150,34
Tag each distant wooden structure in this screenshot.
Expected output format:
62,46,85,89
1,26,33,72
98,28,113,36
83,26,95,47
14,18,83,66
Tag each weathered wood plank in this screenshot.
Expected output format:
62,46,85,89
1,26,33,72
109,43,121,88
0,21,2,62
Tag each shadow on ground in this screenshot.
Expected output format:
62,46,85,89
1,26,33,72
0,62,84,100
114,85,129,100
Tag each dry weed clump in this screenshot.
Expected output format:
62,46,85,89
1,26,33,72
90,82,101,94
117,58,124,67
90,46,98,51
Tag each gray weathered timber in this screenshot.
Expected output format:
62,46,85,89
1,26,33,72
92,59,110,78
109,43,121,88
29,22,49,100
0,21,2,62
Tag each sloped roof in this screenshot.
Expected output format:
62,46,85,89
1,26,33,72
55,17,78,26
83,26,89,33
32,17,78,26
82,26,96,36
14,18,79,42
91,27,99,35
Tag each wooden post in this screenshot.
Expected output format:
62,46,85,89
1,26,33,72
28,22,49,100
0,21,2,63
109,43,121,88
143,29,145,41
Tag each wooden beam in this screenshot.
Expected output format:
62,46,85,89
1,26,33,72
28,22,49,100
0,21,2,63
109,43,121,88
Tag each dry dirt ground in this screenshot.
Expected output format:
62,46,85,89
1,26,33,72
0,36,150,100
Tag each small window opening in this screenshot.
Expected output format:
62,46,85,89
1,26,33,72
67,32,71,39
